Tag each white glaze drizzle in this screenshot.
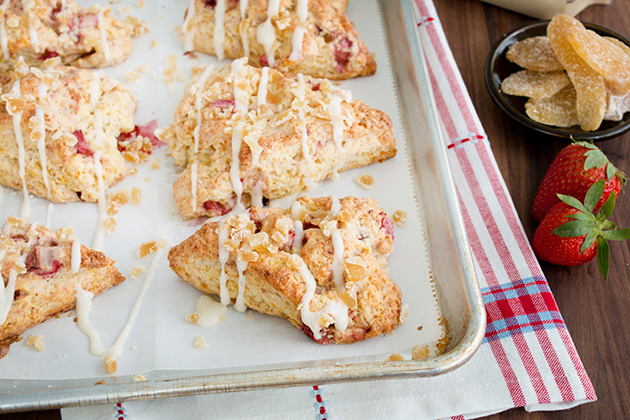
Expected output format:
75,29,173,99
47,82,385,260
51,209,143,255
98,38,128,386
230,58,248,213
45,203,53,228
190,160,198,213
230,122,244,212
328,94,344,150
239,0,249,58
7,81,31,218
330,195,340,216
195,294,227,327
96,7,110,61
250,181,263,208
289,25,306,61
34,107,50,198
213,0,226,60
74,238,165,357
0,269,18,325
233,231,251,313
257,66,269,107
256,0,280,67
22,0,40,53
183,0,196,51
71,238,81,273
92,151,106,251
331,228,344,290
232,57,248,114
292,220,303,254
192,64,215,154
296,74,311,163
217,218,230,306
0,0,10,59
296,256,348,339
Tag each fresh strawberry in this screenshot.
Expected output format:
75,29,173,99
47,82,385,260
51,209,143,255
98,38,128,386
532,180,630,279
531,140,626,222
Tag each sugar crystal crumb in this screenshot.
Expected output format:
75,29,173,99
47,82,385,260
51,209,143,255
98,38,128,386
399,303,409,324
385,352,405,362
136,64,150,74
129,167,138,175
118,5,131,13
186,313,199,324
137,240,157,258
131,187,142,205
393,210,407,227
195,336,208,349
151,158,161,170
157,238,168,250
104,355,117,374
26,334,43,352
151,39,158,50
135,0,145,7
126,71,142,83
104,217,117,235
130,265,146,279
133,374,146,382
354,174,375,190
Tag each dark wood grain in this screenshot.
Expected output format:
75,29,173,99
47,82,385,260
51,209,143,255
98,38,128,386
435,1,630,419
3,1,630,419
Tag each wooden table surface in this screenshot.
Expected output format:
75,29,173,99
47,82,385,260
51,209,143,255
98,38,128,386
3,1,630,419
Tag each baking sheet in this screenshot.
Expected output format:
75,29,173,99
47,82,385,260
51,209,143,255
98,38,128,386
0,0,446,382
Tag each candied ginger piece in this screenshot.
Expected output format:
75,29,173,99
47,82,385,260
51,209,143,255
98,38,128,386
525,85,579,127
547,15,606,131
385,352,405,362
138,240,158,258
506,36,564,71
567,28,630,94
604,37,630,58
104,355,117,374
501,70,570,99
26,334,44,352
354,174,375,190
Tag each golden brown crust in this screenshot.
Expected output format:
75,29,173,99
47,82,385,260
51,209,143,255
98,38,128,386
159,63,396,219
0,60,137,202
0,217,125,357
181,0,375,80
168,196,401,344
0,0,146,68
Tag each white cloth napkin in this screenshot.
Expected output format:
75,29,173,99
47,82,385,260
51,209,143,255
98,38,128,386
62,0,596,418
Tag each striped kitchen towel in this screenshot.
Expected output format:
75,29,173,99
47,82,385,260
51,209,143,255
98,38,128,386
62,0,595,418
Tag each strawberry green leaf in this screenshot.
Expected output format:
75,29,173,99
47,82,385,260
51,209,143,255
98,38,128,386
567,212,593,222
597,236,610,280
584,149,608,171
558,194,589,213
581,229,599,252
601,227,630,241
584,179,605,212
602,220,617,230
607,163,616,181
553,220,594,237
597,192,615,221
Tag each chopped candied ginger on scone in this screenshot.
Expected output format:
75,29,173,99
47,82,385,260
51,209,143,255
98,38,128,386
0,58,142,203
180,0,375,80
157,61,396,219
0,216,125,358
0,0,147,68
168,196,401,344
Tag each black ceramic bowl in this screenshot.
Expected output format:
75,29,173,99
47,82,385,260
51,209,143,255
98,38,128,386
485,20,630,141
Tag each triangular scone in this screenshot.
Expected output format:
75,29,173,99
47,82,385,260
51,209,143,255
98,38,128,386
0,217,125,358
0,59,139,202
180,0,376,80
158,61,396,219
168,196,401,344
0,0,148,68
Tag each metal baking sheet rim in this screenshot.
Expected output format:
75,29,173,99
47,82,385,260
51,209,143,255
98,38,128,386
0,0,486,412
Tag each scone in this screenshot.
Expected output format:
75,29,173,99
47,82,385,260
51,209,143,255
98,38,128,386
0,0,148,68
180,0,376,80
168,196,401,344
0,58,138,203
158,61,396,219
0,216,125,358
